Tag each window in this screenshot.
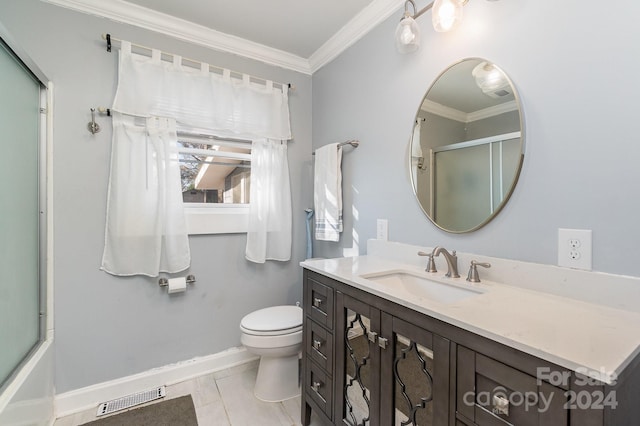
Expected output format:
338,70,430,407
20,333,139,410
177,131,253,234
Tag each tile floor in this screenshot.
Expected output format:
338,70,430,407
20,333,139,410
54,361,323,426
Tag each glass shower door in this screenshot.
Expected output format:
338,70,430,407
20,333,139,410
0,36,44,390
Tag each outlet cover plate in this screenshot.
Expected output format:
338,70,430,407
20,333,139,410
377,219,388,241
558,228,592,270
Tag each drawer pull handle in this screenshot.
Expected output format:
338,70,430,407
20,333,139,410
312,381,323,393
378,336,389,349
313,297,323,308
313,339,323,350
493,394,509,416
367,331,378,343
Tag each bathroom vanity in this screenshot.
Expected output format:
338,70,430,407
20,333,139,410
300,248,640,426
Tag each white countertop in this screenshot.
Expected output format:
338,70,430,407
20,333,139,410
301,255,640,385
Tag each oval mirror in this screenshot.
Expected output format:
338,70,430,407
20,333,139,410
410,58,524,233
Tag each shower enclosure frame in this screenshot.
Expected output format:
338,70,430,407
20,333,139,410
0,20,54,424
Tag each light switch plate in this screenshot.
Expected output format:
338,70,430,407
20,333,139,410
558,228,592,270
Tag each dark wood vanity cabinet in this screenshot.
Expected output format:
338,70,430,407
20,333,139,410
302,269,450,426
301,269,640,426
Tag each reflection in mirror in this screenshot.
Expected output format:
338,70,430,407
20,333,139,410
393,334,434,425
344,310,372,425
410,58,524,233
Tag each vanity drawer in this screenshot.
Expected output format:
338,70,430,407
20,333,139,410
457,347,567,426
305,277,334,330
306,359,333,420
305,317,333,374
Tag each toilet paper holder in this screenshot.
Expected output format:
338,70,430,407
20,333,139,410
158,275,196,287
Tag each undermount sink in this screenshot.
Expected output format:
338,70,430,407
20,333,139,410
360,270,485,304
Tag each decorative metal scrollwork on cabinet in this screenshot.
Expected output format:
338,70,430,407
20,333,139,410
344,311,372,426
393,337,434,425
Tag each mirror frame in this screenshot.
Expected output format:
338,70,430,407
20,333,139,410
409,58,525,233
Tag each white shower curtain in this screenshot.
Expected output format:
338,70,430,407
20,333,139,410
101,113,190,276
102,40,293,272
245,139,292,263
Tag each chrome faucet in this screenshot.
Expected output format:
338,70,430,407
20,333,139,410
431,246,460,278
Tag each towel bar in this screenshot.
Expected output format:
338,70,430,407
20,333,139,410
312,140,359,155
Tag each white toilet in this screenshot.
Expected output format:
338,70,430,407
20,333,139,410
240,305,303,402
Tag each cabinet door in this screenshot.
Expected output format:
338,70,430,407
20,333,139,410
335,292,382,426
380,314,451,426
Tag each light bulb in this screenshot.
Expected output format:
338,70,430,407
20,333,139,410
400,24,415,44
432,0,463,32
395,15,421,53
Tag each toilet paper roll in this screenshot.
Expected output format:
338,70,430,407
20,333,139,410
167,277,187,294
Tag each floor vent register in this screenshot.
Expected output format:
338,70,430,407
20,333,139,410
96,386,166,416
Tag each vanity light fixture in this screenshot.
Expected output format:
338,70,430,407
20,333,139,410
396,0,467,53
396,0,499,53
395,2,422,53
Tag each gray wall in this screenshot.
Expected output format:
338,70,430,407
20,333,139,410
0,1,312,393
312,0,640,277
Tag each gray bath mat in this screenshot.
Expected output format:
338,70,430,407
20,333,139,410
81,395,198,426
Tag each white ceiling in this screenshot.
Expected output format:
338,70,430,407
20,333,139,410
125,0,372,58
44,0,405,74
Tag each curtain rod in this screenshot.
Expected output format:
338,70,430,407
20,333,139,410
101,33,294,91
91,107,254,143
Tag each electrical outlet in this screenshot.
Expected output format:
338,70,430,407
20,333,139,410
377,219,388,241
558,228,592,270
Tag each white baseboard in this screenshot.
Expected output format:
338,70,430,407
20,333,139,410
54,346,258,418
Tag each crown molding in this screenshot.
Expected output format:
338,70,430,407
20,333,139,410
422,99,519,123
43,0,312,74
467,100,518,122
43,0,404,76
309,0,404,73
421,99,469,123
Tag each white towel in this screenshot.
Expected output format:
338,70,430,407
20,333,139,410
411,119,423,184
314,143,343,241
411,119,423,158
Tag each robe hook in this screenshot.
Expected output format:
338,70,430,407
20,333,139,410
88,108,101,134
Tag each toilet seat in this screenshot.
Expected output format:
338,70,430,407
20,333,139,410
240,324,302,336
240,305,302,336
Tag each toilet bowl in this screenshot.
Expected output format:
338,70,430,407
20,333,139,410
240,305,303,402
